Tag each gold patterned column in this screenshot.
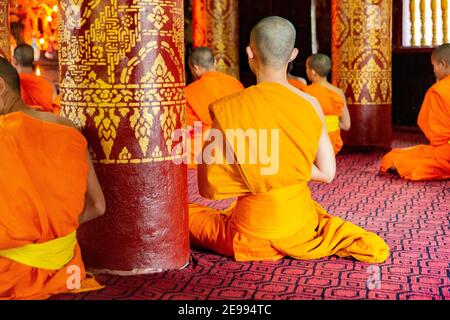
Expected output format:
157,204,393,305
0,0,10,60
332,0,392,147
192,0,239,78
59,0,188,273
443,0,449,43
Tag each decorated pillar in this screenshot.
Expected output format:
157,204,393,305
193,0,239,78
332,0,392,147
59,0,189,274
0,0,10,60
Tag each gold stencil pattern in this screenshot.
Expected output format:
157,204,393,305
0,2,10,61
331,0,392,106
192,0,239,78
59,0,185,164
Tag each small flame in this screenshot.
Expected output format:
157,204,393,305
39,38,45,45
47,16,52,22
53,5,58,12
35,66,41,76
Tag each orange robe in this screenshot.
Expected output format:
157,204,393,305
19,73,55,113
305,83,344,154
0,112,102,299
380,75,450,180
288,77,307,91
184,71,244,167
189,82,389,263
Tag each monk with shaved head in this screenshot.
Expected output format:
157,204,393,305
185,47,243,168
380,43,450,180
304,53,351,154
13,44,57,113
0,57,105,299
189,17,389,263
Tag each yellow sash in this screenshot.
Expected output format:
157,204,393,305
0,231,76,270
325,115,340,132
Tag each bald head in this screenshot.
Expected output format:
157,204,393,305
250,16,296,68
188,47,215,70
0,57,21,94
432,43,450,64
14,44,34,67
307,53,332,77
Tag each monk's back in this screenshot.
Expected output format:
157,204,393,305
19,73,54,111
0,112,88,244
209,82,322,192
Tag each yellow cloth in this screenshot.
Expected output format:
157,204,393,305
0,231,76,270
190,82,389,263
325,115,340,132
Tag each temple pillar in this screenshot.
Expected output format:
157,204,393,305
0,0,11,60
332,0,392,147
192,0,239,78
58,0,189,274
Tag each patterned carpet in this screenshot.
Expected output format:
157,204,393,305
54,129,450,300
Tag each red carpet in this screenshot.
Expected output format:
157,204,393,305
54,129,449,300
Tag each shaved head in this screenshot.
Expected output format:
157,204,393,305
432,43,450,64
0,57,21,94
14,44,34,67
250,16,296,68
307,53,332,77
188,47,215,69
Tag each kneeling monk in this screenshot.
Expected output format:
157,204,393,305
0,58,106,299
380,44,450,180
189,17,389,263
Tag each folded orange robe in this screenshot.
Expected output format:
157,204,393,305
184,71,244,167
19,73,55,113
305,83,344,154
288,77,307,91
0,112,103,300
380,75,450,180
189,82,389,263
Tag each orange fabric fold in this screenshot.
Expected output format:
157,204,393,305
190,82,389,263
184,71,244,168
288,78,307,91
0,112,103,299
305,83,344,154
380,75,450,180
19,74,55,113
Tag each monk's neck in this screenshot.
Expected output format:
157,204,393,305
256,68,290,86
314,78,329,87
1,94,29,115
17,66,34,74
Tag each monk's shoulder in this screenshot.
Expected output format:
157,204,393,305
209,86,251,115
429,77,450,96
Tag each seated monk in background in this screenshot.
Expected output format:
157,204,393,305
0,58,106,299
287,61,307,91
304,53,351,154
185,47,244,167
380,43,450,180
189,17,389,263
13,44,57,113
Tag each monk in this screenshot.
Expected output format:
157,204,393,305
13,44,57,113
380,43,450,180
304,53,351,154
189,17,389,263
287,61,307,91
0,58,106,300
185,47,244,167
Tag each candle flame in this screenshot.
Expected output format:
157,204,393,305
47,16,52,22
53,5,58,12
39,38,45,45
35,66,41,76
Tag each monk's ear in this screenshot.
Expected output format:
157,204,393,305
0,77,7,96
246,46,255,60
289,48,299,62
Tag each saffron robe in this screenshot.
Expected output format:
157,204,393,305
305,83,345,154
0,112,103,299
380,75,450,180
19,74,55,113
288,77,307,91
189,82,389,263
185,71,244,167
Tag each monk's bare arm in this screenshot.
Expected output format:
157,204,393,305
338,90,351,131
79,153,106,224
308,99,336,183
